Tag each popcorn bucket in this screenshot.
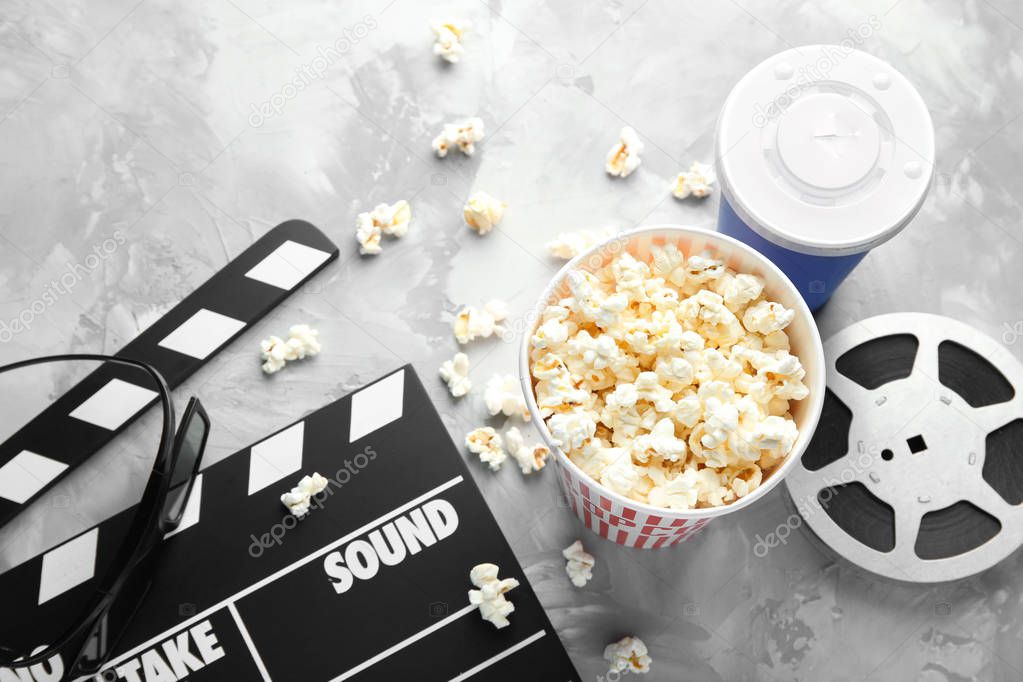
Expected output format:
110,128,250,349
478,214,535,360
715,45,935,311
519,226,826,548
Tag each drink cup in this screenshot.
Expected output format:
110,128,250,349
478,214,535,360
715,45,935,310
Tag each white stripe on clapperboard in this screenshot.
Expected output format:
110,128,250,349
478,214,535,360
226,603,272,682
77,475,464,682
331,615,548,682
330,605,477,682
329,610,548,681
448,630,547,682
0,239,331,508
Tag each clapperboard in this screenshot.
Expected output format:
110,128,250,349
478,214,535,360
0,220,338,525
0,367,581,682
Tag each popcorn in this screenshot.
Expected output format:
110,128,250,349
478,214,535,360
463,191,507,235
753,415,799,455
684,254,726,285
531,306,572,351
605,126,643,178
431,19,471,63
356,200,412,255
484,374,531,421
730,464,763,498
600,454,644,497
439,352,472,397
647,468,700,510
716,273,765,313
672,161,716,199
528,243,810,510
468,563,519,629
504,426,550,474
433,117,485,157
535,372,589,412
650,243,687,287
631,418,686,463
453,299,508,344
260,324,322,374
604,636,652,675
466,427,506,471
562,540,595,587
287,324,321,358
280,472,330,517
547,408,597,451
260,336,290,374
743,300,796,334
546,227,618,260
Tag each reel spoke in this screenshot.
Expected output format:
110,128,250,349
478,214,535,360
909,329,941,386
826,370,874,415
969,478,1017,518
892,502,924,559
969,398,1023,435
786,313,1023,583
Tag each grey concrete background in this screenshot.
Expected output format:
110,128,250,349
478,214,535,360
1,0,1022,680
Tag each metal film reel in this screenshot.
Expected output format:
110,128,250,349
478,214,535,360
786,313,1023,582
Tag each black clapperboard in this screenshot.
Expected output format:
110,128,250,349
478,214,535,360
0,220,338,526
0,367,582,682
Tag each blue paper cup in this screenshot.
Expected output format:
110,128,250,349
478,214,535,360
715,45,935,310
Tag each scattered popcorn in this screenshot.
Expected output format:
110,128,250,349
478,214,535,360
562,540,595,587
439,352,472,397
468,563,519,629
431,19,471,63
604,636,652,675
546,227,618,260
433,117,485,157
466,427,506,471
463,191,507,235
504,426,550,474
260,325,322,374
528,243,809,509
280,472,330,517
605,126,643,178
484,374,531,421
355,200,412,255
453,300,508,344
260,336,290,374
287,324,321,358
672,161,716,199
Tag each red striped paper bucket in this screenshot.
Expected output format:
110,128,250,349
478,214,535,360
519,225,825,548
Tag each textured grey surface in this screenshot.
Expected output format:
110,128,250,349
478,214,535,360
1,0,1022,680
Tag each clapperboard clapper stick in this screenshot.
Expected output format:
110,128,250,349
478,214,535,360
0,220,338,526
0,367,582,681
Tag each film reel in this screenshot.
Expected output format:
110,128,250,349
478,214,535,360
785,313,1023,582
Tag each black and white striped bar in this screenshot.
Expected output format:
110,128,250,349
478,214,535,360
0,367,580,681
0,220,338,526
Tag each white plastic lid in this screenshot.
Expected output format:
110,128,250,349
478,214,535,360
716,45,935,257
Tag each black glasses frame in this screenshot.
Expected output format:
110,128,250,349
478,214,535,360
0,353,209,676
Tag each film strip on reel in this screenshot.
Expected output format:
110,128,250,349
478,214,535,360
786,313,1023,582
0,220,338,526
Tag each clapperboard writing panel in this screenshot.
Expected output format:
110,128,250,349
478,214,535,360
0,367,581,682
0,220,338,526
